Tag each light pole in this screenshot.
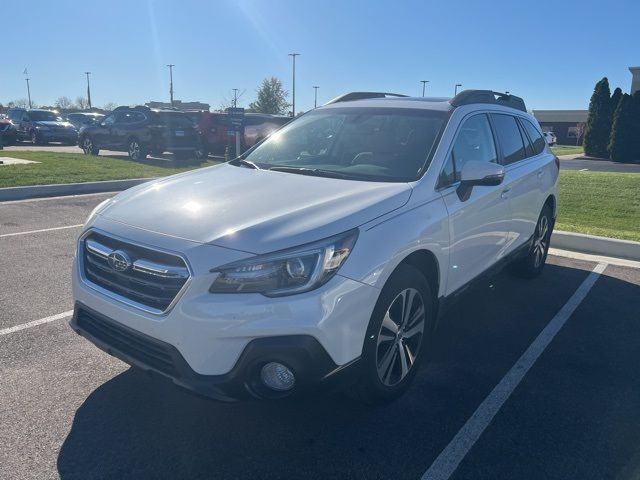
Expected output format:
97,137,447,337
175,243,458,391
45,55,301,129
288,53,300,117
313,86,319,108
25,77,32,108
454,83,462,96
232,88,239,108
84,72,92,110
420,80,429,97
167,64,175,107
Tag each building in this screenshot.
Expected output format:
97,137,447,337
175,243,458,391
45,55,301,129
145,100,210,111
533,110,588,145
532,66,640,146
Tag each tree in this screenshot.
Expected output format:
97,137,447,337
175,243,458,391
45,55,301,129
76,96,89,110
574,122,585,146
608,94,635,162
610,87,623,113
102,102,118,111
249,77,290,115
55,96,75,110
8,98,30,108
583,77,612,158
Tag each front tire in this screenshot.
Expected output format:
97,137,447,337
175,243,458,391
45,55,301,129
510,204,553,278
31,131,42,145
351,264,434,404
128,139,147,161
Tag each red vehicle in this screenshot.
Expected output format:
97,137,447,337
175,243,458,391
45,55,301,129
186,111,290,157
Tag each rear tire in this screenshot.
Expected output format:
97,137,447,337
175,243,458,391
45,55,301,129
128,138,147,161
80,136,99,155
510,204,553,279
350,264,434,404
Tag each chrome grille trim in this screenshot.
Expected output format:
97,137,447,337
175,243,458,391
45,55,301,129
78,229,193,315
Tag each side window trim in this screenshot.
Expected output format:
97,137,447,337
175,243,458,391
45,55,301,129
518,117,546,157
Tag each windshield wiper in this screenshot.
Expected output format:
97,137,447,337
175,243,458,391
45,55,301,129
268,166,355,179
229,157,260,170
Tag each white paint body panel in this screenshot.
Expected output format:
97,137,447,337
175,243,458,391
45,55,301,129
72,98,558,376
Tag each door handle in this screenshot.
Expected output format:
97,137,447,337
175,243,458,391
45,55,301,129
537,170,544,179
501,188,511,200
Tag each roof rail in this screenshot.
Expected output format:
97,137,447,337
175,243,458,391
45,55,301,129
325,92,408,105
450,90,526,112
113,105,152,112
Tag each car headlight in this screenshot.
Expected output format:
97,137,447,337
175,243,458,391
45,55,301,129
85,199,111,225
209,229,358,296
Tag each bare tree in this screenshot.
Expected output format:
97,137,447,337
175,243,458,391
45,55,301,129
219,89,246,110
8,98,30,108
55,96,75,110
102,102,118,111
574,122,585,146
76,96,89,110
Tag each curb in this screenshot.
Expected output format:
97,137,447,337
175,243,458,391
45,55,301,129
0,178,156,202
551,230,640,262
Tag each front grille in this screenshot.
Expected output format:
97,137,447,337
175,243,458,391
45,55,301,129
81,231,190,312
76,307,178,376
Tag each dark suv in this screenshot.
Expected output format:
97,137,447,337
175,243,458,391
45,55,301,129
6,108,78,145
78,106,199,160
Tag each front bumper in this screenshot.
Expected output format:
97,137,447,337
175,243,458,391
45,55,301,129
72,219,379,400
70,303,360,401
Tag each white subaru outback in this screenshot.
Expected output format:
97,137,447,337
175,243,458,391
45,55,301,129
71,90,558,403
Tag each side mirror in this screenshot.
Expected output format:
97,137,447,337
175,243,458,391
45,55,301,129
457,161,504,201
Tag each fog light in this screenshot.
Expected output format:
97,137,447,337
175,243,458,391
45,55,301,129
260,362,295,391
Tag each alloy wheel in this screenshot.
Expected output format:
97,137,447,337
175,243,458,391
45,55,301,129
129,141,140,160
533,215,549,268
82,138,93,154
376,288,426,386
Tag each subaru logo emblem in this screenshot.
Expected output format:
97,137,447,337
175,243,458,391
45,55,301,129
107,250,131,272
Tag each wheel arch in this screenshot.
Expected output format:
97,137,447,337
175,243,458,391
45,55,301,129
544,194,557,219
397,249,440,310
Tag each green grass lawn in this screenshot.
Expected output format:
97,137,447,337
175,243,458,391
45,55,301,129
1,151,638,242
557,170,640,242
551,145,584,156
0,151,221,188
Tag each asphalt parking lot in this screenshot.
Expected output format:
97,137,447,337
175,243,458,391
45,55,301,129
1,194,640,480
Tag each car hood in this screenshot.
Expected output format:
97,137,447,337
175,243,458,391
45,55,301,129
99,163,412,253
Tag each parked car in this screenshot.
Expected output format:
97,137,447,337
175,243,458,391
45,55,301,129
6,108,78,145
0,117,18,145
78,105,199,160
185,110,290,157
543,131,557,146
71,90,558,404
66,112,105,130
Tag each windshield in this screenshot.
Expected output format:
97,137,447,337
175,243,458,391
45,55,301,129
30,111,63,122
242,107,447,182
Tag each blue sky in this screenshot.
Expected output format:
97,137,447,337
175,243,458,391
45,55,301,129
1,0,638,111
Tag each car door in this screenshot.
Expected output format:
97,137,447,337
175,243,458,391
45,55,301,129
438,113,512,295
490,114,548,254
93,113,117,148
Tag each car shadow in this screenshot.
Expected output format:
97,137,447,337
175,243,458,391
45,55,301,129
56,261,631,479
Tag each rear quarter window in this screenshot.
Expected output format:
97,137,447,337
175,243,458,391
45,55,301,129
521,118,547,155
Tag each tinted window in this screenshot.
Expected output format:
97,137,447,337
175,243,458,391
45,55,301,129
491,114,525,164
30,111,63,122
439,114,497,186
102,114,116,126
521,119,546,155
518,121,535,157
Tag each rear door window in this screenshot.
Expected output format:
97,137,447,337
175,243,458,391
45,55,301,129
521,118,546,155
491,114,526,165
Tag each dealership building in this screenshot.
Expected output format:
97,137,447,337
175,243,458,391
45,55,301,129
532,66,640,145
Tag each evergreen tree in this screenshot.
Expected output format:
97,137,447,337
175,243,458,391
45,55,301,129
608,94,634,162
583,77,612,157
249,77,290,115
610,87,623,116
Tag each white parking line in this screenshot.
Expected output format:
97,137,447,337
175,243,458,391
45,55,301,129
0,224,82,238
0,310,73,336
421,262,608,480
